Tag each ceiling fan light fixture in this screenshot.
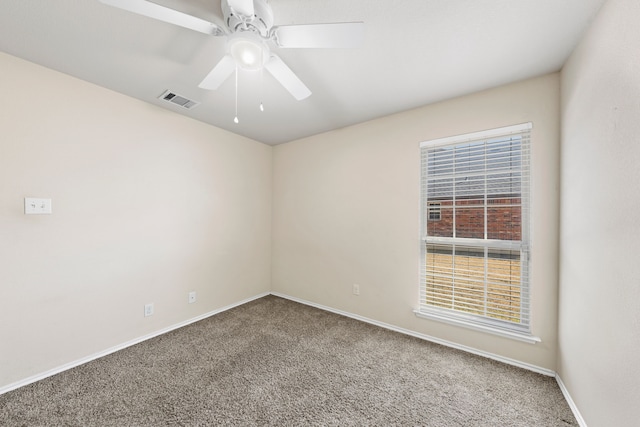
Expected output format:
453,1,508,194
101,0,363,102
228,33,269,71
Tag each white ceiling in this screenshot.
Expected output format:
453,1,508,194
0,0,605,145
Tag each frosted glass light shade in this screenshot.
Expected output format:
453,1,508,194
229,34,269,71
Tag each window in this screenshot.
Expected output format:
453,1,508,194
428,202,441,221
417,123,534,341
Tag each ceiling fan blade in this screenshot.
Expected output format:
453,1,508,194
273,22,365,48
99,0,223,35
226,0,255,17
264,55,311,101
198,55,236,90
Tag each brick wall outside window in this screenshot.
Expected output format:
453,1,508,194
426,196,521,241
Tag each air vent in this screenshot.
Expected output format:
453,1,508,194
159,90,200,110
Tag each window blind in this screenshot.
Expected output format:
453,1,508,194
419,123,531,334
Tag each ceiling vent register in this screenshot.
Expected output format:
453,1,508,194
159,91,200,110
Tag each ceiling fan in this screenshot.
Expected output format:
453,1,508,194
99,0,364,101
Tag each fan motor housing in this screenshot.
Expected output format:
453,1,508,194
222,0,274,37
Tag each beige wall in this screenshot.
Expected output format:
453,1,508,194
559,0,640,425
272,73,561,370
0,52,272,389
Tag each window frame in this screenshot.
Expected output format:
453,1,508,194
415,123,539,344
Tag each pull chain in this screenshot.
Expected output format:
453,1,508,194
233,66,239,124
259,51,264,112
259,67,264,112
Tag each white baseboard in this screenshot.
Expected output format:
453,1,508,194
271,292,556,377
555,374,588,427
0,292,270,396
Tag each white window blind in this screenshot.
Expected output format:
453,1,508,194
418,123,532,337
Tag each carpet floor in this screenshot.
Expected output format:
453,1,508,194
0,295,577,426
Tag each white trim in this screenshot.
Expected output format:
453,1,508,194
271,292,554,377
420,122,532,148
0,292,270,396
413,309,541,344
423,236,524,250
556,374,588,427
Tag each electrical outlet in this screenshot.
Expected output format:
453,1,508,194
144,303,154,317
353,284,360,296
188,291,196,304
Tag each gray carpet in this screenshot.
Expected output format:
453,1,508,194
0,295,576,426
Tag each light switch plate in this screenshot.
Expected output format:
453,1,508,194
25,198,52,214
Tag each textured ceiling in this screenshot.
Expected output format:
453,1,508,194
0,0,605,145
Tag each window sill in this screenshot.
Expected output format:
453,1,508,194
414,309,541,344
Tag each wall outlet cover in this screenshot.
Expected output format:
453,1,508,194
144,303,154,317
